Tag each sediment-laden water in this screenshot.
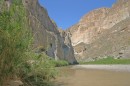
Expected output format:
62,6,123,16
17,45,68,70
54,65,130,86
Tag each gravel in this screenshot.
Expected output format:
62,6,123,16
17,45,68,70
73,65,130,72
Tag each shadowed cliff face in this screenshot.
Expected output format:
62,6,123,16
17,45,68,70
67,0,130,61
22,0,77,64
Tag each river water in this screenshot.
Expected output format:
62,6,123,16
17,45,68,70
54,66,130,86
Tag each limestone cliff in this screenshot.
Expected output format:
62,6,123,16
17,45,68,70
67,0,130,61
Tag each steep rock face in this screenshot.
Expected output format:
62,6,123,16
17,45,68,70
67,0,130,61
22,0,77,64
68,8,110,46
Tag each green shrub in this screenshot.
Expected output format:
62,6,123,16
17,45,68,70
21,53,57,86
0,0,57,86
0,1,31,85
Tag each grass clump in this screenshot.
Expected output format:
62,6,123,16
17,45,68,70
50,59,69,67
80,57,130,64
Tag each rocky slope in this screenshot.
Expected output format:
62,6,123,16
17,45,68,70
67,0,130,61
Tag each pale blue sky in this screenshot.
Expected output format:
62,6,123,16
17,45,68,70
38,0,116,29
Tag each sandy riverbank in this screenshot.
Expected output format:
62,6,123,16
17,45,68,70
72,65,130,72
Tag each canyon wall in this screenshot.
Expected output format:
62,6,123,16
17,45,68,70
67,0,130,61
2,0,130,62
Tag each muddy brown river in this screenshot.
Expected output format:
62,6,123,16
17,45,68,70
54,65,130,86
